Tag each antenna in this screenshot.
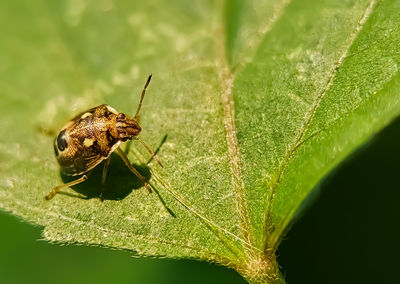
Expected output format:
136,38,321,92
134,74,152,119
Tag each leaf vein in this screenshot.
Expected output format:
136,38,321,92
130,145,261,255
216,1,253,251
262,0,379,251
0,194,230,262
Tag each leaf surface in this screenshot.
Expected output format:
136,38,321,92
0,0,399,282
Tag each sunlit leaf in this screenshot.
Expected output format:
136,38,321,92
0,0,399,282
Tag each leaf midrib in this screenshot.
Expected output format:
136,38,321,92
212,0,293,261
216,14,251,253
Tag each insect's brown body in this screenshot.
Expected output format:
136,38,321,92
54,104,141,176
45,75,156,200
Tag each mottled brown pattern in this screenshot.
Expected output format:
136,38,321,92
54,104,141,176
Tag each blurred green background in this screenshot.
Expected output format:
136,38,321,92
1,117,399,284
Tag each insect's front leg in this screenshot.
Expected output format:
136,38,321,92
45,174,89,200
116,147,152,193
134,137,163,167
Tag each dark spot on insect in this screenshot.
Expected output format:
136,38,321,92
78,135,86,143
117,113,126,120
53,140,59,156
104,111,113,118
106,130,115,145
89,140,106,156
57,129,68,151
92,140,99,149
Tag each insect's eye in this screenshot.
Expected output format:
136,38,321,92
117,113,126,120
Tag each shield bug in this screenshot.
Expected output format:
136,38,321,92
45,75,161,200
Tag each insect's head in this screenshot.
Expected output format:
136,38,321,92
115,74,152,142
116,113,141,141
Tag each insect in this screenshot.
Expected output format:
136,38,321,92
45,75,160,200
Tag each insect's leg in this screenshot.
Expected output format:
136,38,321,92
102,157,111,185
116,147,152,193
45,175,88,200
98,157,112,201
134,137,163,167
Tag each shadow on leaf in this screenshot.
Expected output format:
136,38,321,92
60,153,151,201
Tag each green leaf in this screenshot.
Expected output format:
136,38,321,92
0,0,399,282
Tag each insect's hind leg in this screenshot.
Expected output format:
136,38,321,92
116,147,152,193
45,174,89,200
